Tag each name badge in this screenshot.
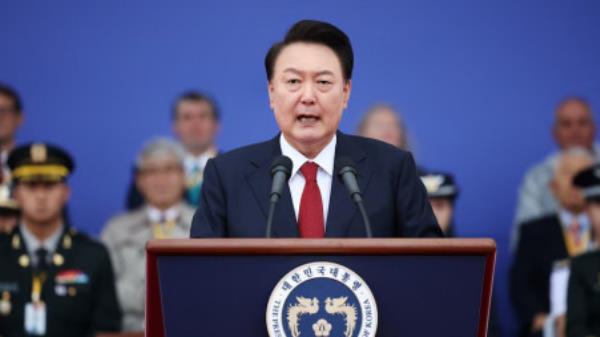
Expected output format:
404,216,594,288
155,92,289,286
24,302,46,335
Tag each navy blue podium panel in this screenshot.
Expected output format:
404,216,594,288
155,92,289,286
146,239,495,337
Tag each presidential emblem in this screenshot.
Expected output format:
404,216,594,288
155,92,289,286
266,262,378,337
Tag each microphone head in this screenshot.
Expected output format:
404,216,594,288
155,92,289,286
335,156,357,176
270,155,293,178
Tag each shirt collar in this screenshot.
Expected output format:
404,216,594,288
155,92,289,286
146,204,181,223
279,134,336,177
558,209,590,231
184,148,217,171
19,223,64,256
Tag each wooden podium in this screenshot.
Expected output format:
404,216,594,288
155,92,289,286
146,238,495,337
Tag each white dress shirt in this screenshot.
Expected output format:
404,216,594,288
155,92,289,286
279,134,336,226
183,149,216,176
20,223,64,267
146,204,181,223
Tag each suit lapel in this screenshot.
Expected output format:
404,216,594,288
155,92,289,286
325,132,374,237
246,135,298,237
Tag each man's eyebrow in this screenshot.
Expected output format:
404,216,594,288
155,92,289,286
282,68,335,76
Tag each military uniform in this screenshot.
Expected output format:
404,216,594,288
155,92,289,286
0,227,121,337
101,202,193,331
565,165,600,337
0,143,121,336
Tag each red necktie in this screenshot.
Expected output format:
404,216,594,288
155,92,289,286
298,162,324,238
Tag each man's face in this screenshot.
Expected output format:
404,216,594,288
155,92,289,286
429,197,454,234
0,94,22,144
268,42,351,155
551,154,594,213
553,100,596,150
136,155,186,210
360,108,406,149
173,100,219,154
14,181,69,225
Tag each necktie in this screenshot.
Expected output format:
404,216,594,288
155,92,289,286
569,219,581,245
298,162,324,238
35,248,48,272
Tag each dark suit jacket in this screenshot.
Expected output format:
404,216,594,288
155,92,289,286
190,131,441,238
510,214,569,337
567,250,600,337
0,227,121,337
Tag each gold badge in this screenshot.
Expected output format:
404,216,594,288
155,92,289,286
31,143,48,163
53,253,64,266
62,235,72,249
68,287,77,297
0,291,11,316
11,235,20,250
18,254,30,268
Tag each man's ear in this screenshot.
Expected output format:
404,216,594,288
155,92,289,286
342,79,352,109
62,184,72,202
268,81,275,110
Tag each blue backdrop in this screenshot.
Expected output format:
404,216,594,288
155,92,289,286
2,1,600,336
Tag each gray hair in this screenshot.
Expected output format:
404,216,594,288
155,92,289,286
135,137,186,170
357,103,410,150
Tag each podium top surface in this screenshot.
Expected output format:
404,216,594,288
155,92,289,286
146,238,496,255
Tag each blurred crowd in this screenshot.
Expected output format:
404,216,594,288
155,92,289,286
1,82,599,337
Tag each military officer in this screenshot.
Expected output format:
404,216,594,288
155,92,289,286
420,171,459,236
565,164,600,336
0,143,121,337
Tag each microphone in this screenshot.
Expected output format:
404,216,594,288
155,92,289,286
336,157,373,238
266,155,293,238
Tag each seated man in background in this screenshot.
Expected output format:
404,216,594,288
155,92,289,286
103,138,194,331
0,184,19,233
357,103,410,150
513,97,598,248
0,143,121,337
511,148,594,337
0,83,24,191
126,91,220,209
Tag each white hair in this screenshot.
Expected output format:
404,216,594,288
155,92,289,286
135,137,186,170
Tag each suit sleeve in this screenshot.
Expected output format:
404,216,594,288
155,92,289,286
566,258,591,337
89,245,122,335
394,152,442,237
190,158,228,237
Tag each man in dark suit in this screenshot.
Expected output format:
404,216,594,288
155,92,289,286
567,250,600,337
190,20,440,238
511,148,594,337
0,143,121,337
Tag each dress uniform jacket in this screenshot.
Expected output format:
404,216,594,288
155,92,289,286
0,226,121,337
101,202,194,331
567,250,600,337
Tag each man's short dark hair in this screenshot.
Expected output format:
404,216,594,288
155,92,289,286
0,83,23,114
171,91,220,121
264,20,354,82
